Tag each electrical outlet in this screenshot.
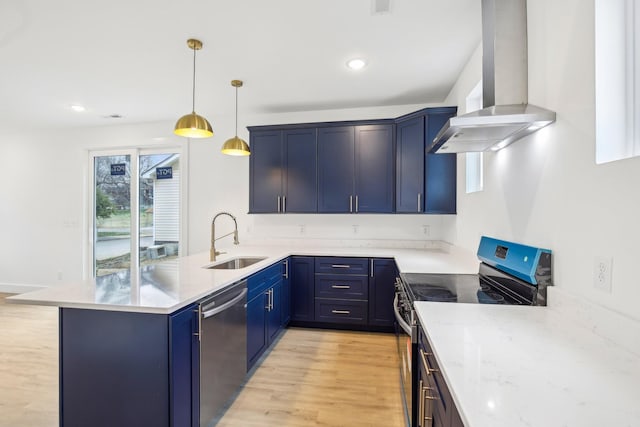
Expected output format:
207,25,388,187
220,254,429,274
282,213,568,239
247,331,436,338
299,225,305,235
593,256,613,293
422,225,430,236
57,271,63,281
352,225,359,234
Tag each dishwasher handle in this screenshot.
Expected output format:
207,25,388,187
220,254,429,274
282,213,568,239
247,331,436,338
201,288,247,319
393,293,412,336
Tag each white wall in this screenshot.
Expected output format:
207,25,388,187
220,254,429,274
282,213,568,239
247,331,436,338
0,102,447,290
445,0,640,321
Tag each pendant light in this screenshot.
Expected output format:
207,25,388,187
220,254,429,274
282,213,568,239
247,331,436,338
221,80,251,156
174,39,213,138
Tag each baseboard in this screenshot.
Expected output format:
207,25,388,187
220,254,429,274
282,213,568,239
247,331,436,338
0,283,46,294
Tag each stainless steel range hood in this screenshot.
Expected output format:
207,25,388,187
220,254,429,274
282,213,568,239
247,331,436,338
428,0,556,154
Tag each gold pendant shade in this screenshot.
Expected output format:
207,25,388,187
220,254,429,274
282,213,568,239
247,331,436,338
174,112,213,138
221,136,251,156
221,79,250,156
174,39,214,138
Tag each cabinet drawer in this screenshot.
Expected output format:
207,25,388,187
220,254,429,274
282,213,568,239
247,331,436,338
315,257,369,275
419,326,454,423
314,299,368,325
248,263,282,300
315,275,368,299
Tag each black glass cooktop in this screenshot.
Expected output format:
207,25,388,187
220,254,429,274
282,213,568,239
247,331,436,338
400,272,528,305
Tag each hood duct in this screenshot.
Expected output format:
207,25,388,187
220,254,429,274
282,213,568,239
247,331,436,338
428,0,556,154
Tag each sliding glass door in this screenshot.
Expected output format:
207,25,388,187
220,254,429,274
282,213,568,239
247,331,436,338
91,148,182,277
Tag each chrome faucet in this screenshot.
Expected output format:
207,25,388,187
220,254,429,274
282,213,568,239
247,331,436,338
210,212,239,261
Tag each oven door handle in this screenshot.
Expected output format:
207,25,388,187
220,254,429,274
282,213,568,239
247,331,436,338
393,293,413,336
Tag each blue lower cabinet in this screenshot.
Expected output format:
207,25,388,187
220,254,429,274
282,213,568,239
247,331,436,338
368,259,398,329
418,323,463,427
267,280,283,343
247,292,269,370
290,256,315,323
59,304,198,427
247,263,286,371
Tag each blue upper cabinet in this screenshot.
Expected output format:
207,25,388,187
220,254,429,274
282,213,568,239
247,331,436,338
283,129,317,213
354,125,394,213
249,130,283,213
395,107,457,214
249,128,317,213
318,126,355,213
424,110,457,214
395,116,425,213
249,107,455,215
318,124,394,213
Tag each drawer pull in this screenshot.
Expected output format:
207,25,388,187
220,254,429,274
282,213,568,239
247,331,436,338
331,310,351,315
331,285,351,289
420,349,439,375
331,264,351,268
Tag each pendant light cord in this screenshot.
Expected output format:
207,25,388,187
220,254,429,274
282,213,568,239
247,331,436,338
191,45,197,113
235,86,239,137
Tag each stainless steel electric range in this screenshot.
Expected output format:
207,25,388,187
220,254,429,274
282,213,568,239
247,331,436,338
393,236,552,427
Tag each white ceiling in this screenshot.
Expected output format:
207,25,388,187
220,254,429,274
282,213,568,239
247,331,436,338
0,0,481,130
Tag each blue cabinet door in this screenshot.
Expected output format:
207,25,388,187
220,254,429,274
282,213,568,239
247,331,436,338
170,304,199,427
318,126,355,212
247,292,268,370
249,130,283,213
396,116,425,213
290,256,315,322
267,280,283,343
354,124,394,213
368,259,398,328
284,129,317,213
425,110,457,214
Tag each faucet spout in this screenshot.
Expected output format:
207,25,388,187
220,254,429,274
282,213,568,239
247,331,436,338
210,212,240,262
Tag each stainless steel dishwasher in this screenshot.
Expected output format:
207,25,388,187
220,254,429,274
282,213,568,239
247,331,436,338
198,279,247,427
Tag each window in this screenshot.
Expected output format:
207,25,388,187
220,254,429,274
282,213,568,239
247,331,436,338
595,0,640,163
90,148,184,277
466,81,484,193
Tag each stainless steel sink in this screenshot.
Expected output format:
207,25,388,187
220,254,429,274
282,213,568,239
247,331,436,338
204,257,267,270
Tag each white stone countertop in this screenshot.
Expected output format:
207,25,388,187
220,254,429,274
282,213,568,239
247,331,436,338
415,299,640,427
8,242,479,314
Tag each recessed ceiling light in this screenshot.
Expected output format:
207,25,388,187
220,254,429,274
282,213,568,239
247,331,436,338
346,58,367,71
70,105,85,112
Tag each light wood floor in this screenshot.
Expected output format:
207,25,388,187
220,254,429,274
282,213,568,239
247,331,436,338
218,328,404,427
0,293,58,427
0,294,404,427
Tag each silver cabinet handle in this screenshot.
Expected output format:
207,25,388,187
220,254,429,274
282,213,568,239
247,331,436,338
277,196,281,213
331,264,350,268
283,195,286,213
370,259,374,277
355,195,359,213
331,310,350,315
331,285,351,289
349,195,353,213
418,193,422,212
283,259,289,279
194,308,201,341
